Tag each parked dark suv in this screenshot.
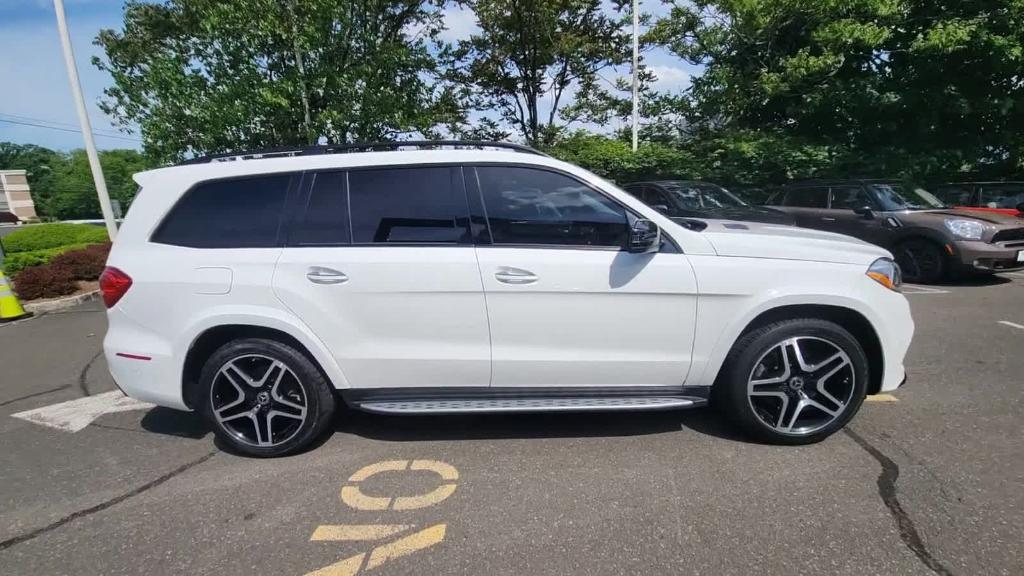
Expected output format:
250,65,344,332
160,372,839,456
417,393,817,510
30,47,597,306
766,179,1024,283
624,180,795,225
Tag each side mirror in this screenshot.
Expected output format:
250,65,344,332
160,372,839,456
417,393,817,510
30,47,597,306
651,204,670,214
628,219,661,253
853,206,875,219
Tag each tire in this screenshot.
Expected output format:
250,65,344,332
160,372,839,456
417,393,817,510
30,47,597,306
198,338,335,457
717,318,868,445
894,238,946,284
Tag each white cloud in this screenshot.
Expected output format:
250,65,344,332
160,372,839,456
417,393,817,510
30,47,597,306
649,64,692,92
438,6,479,43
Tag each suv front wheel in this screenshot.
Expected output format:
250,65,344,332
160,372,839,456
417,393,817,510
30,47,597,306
718,318,868,445
199,338,336,457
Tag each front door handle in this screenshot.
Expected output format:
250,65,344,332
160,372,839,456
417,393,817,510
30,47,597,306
495,267,538,285
306,266,349,285
821,217,837,222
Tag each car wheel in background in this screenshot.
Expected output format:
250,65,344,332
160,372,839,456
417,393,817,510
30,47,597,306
718,318,868,445
894,238,946,284
199,338,335,457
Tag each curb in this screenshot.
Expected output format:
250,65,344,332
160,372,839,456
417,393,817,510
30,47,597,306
23,290,101,314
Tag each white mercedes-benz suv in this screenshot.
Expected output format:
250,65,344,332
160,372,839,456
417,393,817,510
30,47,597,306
101,142,913,457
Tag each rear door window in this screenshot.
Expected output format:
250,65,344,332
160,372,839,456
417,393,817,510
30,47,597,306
475,166,629,247
783,187,829,208
348,166,470,244
152,174,291,248
290,171,350,246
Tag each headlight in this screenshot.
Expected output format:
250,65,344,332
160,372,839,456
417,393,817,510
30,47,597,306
867,258,902,291
944,218,984,240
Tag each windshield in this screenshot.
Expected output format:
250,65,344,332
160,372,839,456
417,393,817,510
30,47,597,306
662,183,748,210
872,183,946,211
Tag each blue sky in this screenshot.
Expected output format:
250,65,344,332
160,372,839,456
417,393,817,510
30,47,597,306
0,1,699,151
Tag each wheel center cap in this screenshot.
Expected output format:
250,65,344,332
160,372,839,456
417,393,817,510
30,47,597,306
788,376,805,391
255,391,271,406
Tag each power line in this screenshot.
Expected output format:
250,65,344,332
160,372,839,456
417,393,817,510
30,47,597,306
0,112,130,138
0,118,141,143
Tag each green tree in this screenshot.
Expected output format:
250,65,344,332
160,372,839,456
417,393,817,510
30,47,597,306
95,0,466,163
49,149,151,220
650,0,1024,181
0,143,62,218
450,0,631,146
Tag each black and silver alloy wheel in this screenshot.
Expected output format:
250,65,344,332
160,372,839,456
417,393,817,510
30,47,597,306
211,354,308,448
747,337,855,436
718,318,868,445
200,338,335,457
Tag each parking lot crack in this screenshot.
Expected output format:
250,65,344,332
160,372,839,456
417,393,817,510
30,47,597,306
845,428,954,576
77,350,102,396
0,450,216,552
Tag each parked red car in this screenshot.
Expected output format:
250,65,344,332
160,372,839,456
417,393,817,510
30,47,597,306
934,182,1024,217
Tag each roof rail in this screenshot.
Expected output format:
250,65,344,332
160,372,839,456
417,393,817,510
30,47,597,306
178,140,549,165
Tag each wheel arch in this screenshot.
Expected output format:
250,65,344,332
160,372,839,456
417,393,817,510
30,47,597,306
712,303,884,395
180,317,349,410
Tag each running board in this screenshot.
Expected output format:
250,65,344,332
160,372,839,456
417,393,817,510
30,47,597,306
352,395,706,415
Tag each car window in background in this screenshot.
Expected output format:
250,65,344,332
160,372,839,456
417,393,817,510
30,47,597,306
782,187,829,208
981,184,1024,209
476,166,629,247
662,183,747,209
934,185,974,207
872,184,945,211
831,186,875,209
348,167,469,244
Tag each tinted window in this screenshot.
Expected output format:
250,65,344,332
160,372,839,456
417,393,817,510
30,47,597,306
348,167,469,244
981,184,1024,208
783,187,829,208
831,186,874,209
153,175,290,248
476,166,629,247
935,185,973,206
291,172,349,245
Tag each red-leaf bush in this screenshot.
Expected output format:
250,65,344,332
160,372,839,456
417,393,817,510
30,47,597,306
13,265,77,301
48,242,111,281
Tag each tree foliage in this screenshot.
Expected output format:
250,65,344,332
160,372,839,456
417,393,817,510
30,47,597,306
650,0,1024,181
0,143,148,220
450,0,632,146
95,0,466,163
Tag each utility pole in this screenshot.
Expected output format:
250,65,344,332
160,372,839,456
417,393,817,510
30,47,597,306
631,0,639,152
54,0,118,240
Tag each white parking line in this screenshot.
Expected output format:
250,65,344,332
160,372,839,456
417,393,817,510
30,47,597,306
997,320,1024,331
11,391,153,432
902,284,951,295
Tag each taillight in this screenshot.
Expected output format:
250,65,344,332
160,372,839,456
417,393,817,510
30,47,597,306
99,267,132,308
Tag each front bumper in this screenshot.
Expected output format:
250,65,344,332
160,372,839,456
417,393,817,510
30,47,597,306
953,240,1024,273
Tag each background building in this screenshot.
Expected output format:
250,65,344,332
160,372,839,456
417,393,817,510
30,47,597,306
0,170,38,221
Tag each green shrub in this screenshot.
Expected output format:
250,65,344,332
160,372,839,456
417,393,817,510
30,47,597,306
0,243,91,276
1,223,109,253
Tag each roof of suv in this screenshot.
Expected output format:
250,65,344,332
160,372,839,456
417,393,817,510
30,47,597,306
133,148,566,188
781,178,902,187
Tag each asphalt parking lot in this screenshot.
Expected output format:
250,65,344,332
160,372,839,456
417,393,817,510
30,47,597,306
2,274,1023,576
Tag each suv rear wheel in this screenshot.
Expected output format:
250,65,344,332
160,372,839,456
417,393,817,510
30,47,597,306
718,318,868,445
199,338,335,457
894,238,946,284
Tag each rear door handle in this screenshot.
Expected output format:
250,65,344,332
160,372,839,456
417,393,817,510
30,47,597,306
494,267,538,285
821,217,836,221
306,266,349,285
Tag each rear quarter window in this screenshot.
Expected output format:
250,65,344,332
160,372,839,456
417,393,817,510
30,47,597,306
151,175,291,248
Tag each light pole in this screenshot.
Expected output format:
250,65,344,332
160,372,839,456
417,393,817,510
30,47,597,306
631,0,639,152
54,0,118,240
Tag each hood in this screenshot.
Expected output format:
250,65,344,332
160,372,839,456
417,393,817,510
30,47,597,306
674,205,795,225
901,209,1023,227
696,220,889,265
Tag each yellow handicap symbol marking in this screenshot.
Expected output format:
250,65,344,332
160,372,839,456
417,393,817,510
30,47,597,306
340,459,458,511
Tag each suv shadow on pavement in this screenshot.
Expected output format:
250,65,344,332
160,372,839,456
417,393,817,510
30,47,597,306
332,406,750,444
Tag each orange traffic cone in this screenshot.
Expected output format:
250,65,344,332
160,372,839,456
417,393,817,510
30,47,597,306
0,270,31,322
